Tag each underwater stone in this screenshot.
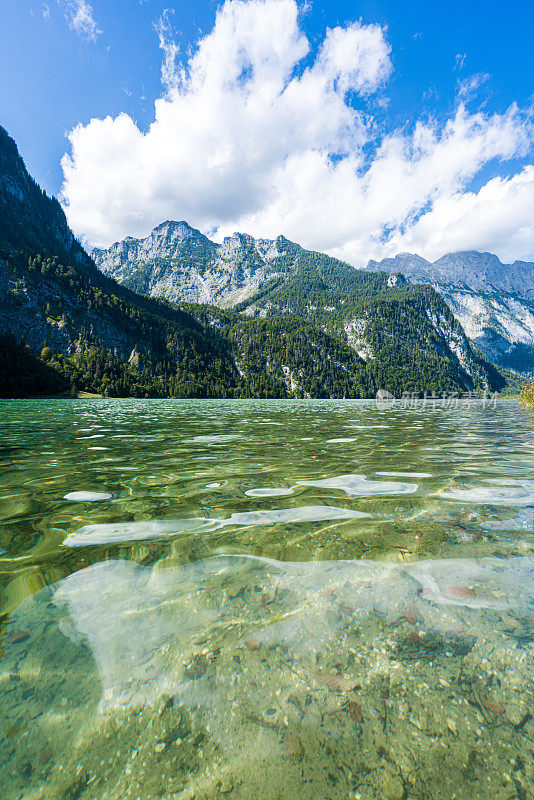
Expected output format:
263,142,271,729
383,773,404,800
4,629,30,644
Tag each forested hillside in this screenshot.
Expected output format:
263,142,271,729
230,250,504,393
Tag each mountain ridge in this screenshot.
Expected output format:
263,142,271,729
93,218,504,393
92,218,534,373
92,220,290,307
367,250,534,296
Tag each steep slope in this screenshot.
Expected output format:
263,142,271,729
0,127,88,271
233,257,503,394
366,252,534,372
0,126,245,397
180,303,376,398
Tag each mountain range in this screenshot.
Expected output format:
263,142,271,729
93,223,534,375
0,124,505,397
88,219,508,394
92,221,282,307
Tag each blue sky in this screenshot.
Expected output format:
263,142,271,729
1,0,533,263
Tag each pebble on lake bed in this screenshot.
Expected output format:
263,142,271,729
448,585,476,599
348,701,363,722
315,672,357,691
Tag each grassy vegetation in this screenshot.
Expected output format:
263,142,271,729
520,380,534,409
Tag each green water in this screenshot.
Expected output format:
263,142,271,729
1,398,533,800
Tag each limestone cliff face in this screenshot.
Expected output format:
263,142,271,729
92,222,289,306
0,258,136,355
366,252,534,372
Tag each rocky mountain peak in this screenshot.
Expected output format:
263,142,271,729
92,221,289,306
151,220,201,240
367,253,430,271
220,231,255,252
433,250,503,269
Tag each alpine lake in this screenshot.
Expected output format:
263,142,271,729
1,398,533,800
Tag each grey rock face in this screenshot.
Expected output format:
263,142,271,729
367,251,534,372
0,258,139,357
92,221,288,307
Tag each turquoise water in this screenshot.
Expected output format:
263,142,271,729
0,399,533,799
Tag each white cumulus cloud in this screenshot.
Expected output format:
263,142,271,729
60,0,534,264
378,166,534,264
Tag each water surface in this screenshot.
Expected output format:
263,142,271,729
1,399,533,800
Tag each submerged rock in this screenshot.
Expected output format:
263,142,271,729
382,772,404,800
4,630,30,644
